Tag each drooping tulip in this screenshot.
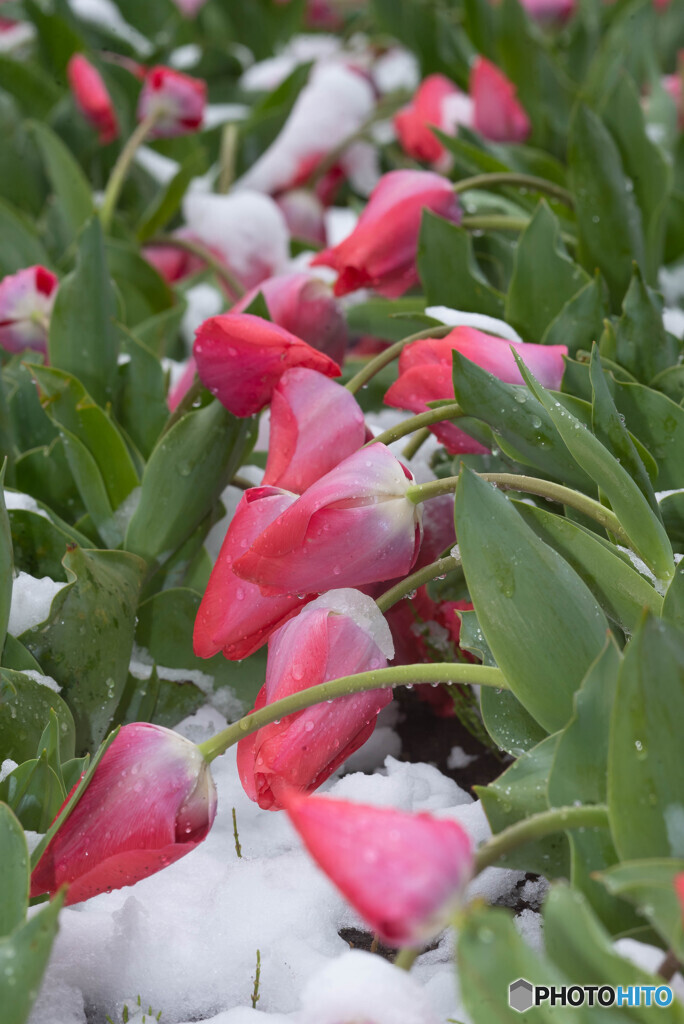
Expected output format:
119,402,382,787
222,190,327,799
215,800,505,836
137,66,207,138
30,724,217,906
384,327,567,454
0,266,58,354
394,74,473,164
286,791,474,946
193,486,314,661
470,57,531,144
234,443,423,596
237,589,394,811
193,313,341,418
67,54,119,144
311,170,461,297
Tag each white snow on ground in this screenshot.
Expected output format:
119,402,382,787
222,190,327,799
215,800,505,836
7,572,65,636
27,707,527,1024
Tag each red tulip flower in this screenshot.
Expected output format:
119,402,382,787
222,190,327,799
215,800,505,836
233,443,423,596
0,266,58,354
194,313,341,418
394,74,472,164
519,0,576,19
385,327,567,454
286,792,474,946
30,724,217,906
470,58,531,144
138,66,206,138
676,873,684,917
194,486,314,661
67,54,119,144
262,369,367,494
311,170,461,298
237,589,394,810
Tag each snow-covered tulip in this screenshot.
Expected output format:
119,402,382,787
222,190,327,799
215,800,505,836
194,313,340,418
311,170,461,297
137,66,206,138
194,487,314,661
285,792,474,945
263,369,366,493
394,74,473,164
471,57,531,144
237,590,394,811
234,443,423,595
67,54,118,144
30,724,217,906
0,266,58,354
385,327,567,454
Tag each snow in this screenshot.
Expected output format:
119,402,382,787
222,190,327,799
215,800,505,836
22,669,62,694
68,0,152,56
7,572,66,636
307,588,395,659
129,649,244,722
372,48,420,95
3,489,48,519
0,758,18,782
239,35,342,93
446,746,477,770
323,206,358,247
181,283,224,346
426,306,525,344
135,147,181,186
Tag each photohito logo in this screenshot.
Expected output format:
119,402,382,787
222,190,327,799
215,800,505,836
508,979,674,1012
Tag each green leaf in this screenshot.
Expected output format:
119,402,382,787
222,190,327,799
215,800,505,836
542,273,608,356
125,402,256,568
480,687,548,757
116,332,168,460
663,562,684,629
345,299,434,343
106,241,175,327
0,55,60,119
133,304,186,360
599,859,684,961
35,708,66,791
611,380,684,491
609,613,684,860
0,470,12,656
1,635,44,674
48,217,119,408
0,197,49,276
505,202,590,343
7,503,89,583
0,804,28,937
20,547,145,753
568,103,645,309
28,120,93,242
371,0,472,82
614,265,678,384
0,890,64,1024
0,751,64,831
455,468,609,732
0,669,75,764
417,212,505,316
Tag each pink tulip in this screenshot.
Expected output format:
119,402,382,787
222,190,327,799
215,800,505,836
193,313,341,418
286,792,473,945
0,266,58,354
676,873,684,916
237,590,394,811
30,724,217,906
194,486,314,661
276,189,327,246
471,57,531,144
67,54,119,145
312,170,461,298
138,66,206,138
385,327,567,454
518,0,576,20
171,0,207,14
234,443,422,596
394,74,472,164
263,369,366,493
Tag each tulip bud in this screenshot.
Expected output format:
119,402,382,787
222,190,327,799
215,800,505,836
394,74,472,165
193,312,341,418
234,443,423,596
518,0,576,20
286,792,473,946
138,66,206,138
0,266,58,355
30,724,217,906
237,589,394,810
470,57,531,144
311,170,461,298
67,54,119,144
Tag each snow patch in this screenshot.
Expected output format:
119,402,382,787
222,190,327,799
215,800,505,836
8,572,65,635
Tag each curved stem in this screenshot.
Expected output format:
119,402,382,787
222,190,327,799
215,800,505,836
100,111,159,232
198,662,507,764
365,403,463,449
394,947,419,970
376,554,461,613
403,427,431,460
473,804,609,874
149,234,245,299
462,214,576,247
453,172,574,209
407,472,630,546
345,325,451,395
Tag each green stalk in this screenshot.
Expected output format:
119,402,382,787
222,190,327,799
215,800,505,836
403,427,431,460
345,325,451,395
453,172,574,208
198,662,507,764
473,804,609,873
365,403,463,449
100,111,159,232
375,554,461,613
461,214,576,247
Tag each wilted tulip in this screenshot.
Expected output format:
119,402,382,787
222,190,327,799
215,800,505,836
286,792,474,945
234,443,423,596
237,589,394,810
470,57,531,144
0,265,58,354
67,54,119,144
137,66,206,138
30,724,217,906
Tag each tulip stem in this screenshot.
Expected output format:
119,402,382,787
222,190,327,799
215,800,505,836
148,234,245,299
375,554,462,613
394,947,420,971
100,110,160,232
365,403,463,449
461,214,576,247
345,325,452,395
406,472,631,547
473,804,609,874
453,172,574,209
198,663,508,764
403,427,431,460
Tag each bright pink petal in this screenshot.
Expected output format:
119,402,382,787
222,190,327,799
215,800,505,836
0,266,58,354
394,74,461,163
138,66,206,139
68,54,119,144
471,57,531,144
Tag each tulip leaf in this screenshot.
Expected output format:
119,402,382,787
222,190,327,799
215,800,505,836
116,332,168,460
505,202,589,344
417,212,505,316
0,197,49,276
598,859,684,962
610,379,684,491
106,241,175,327
0,804,28,938
0,889,65,1024
480,687,548,758
49,216,119,408
542,273,608,356
7,504,90,583
1,635,44,674
137,149,208,243
345,298,434,343
20,547,145,753
663,562,684,629
132,305,186,360
0,669,75,764
125,401,256,568
613,265,678,385
27,120,93,241
0,751,64,831
456,468,609,732
608,613,684,861
0,470,12,657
